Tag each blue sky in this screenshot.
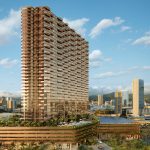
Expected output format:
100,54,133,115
0,0,150,95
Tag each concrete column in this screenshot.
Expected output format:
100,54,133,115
69,143,72,150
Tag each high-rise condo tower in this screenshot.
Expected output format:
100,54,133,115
21,6,88,120
132,79,144,116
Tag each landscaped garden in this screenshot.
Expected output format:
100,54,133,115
0,113,98,149
0,113,97,127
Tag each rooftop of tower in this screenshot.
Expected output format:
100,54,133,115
21,6,89,42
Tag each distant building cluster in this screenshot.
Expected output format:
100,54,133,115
0,97,21,112
90,79,150,117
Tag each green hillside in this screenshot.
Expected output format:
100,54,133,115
89,92,115,101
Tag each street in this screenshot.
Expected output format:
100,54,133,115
90,142,112,150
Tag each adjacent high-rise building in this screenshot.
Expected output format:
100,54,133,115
115,90,122,114
132,79,144,116
21,6,88,120
7,99,13,111
97,95,103,106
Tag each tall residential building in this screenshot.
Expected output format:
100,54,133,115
7,100,13,111
21,6,88,120
98,95,103,106
115,90,122,114
132,79,144,116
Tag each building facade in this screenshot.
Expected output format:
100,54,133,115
7,100,13,111
132,79,144,116
21,6,88,120
98,95,103,106
115,90,122,114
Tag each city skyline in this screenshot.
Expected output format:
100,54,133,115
0,0,150,95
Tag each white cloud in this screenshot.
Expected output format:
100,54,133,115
133,32,150,46
89,17,124,38
145,31,150,35
89,50,102,61
95,65,150,79
90,61,102,67
0,9,21,44
143,66,150,70
129,66,150,71
96,71,127,79
128,66,140,71
89,50,112,67
97,72,114,78
103,58,112,62
0,58,18,68
63,18,89,37
121,26,131,32
0,91,20,97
